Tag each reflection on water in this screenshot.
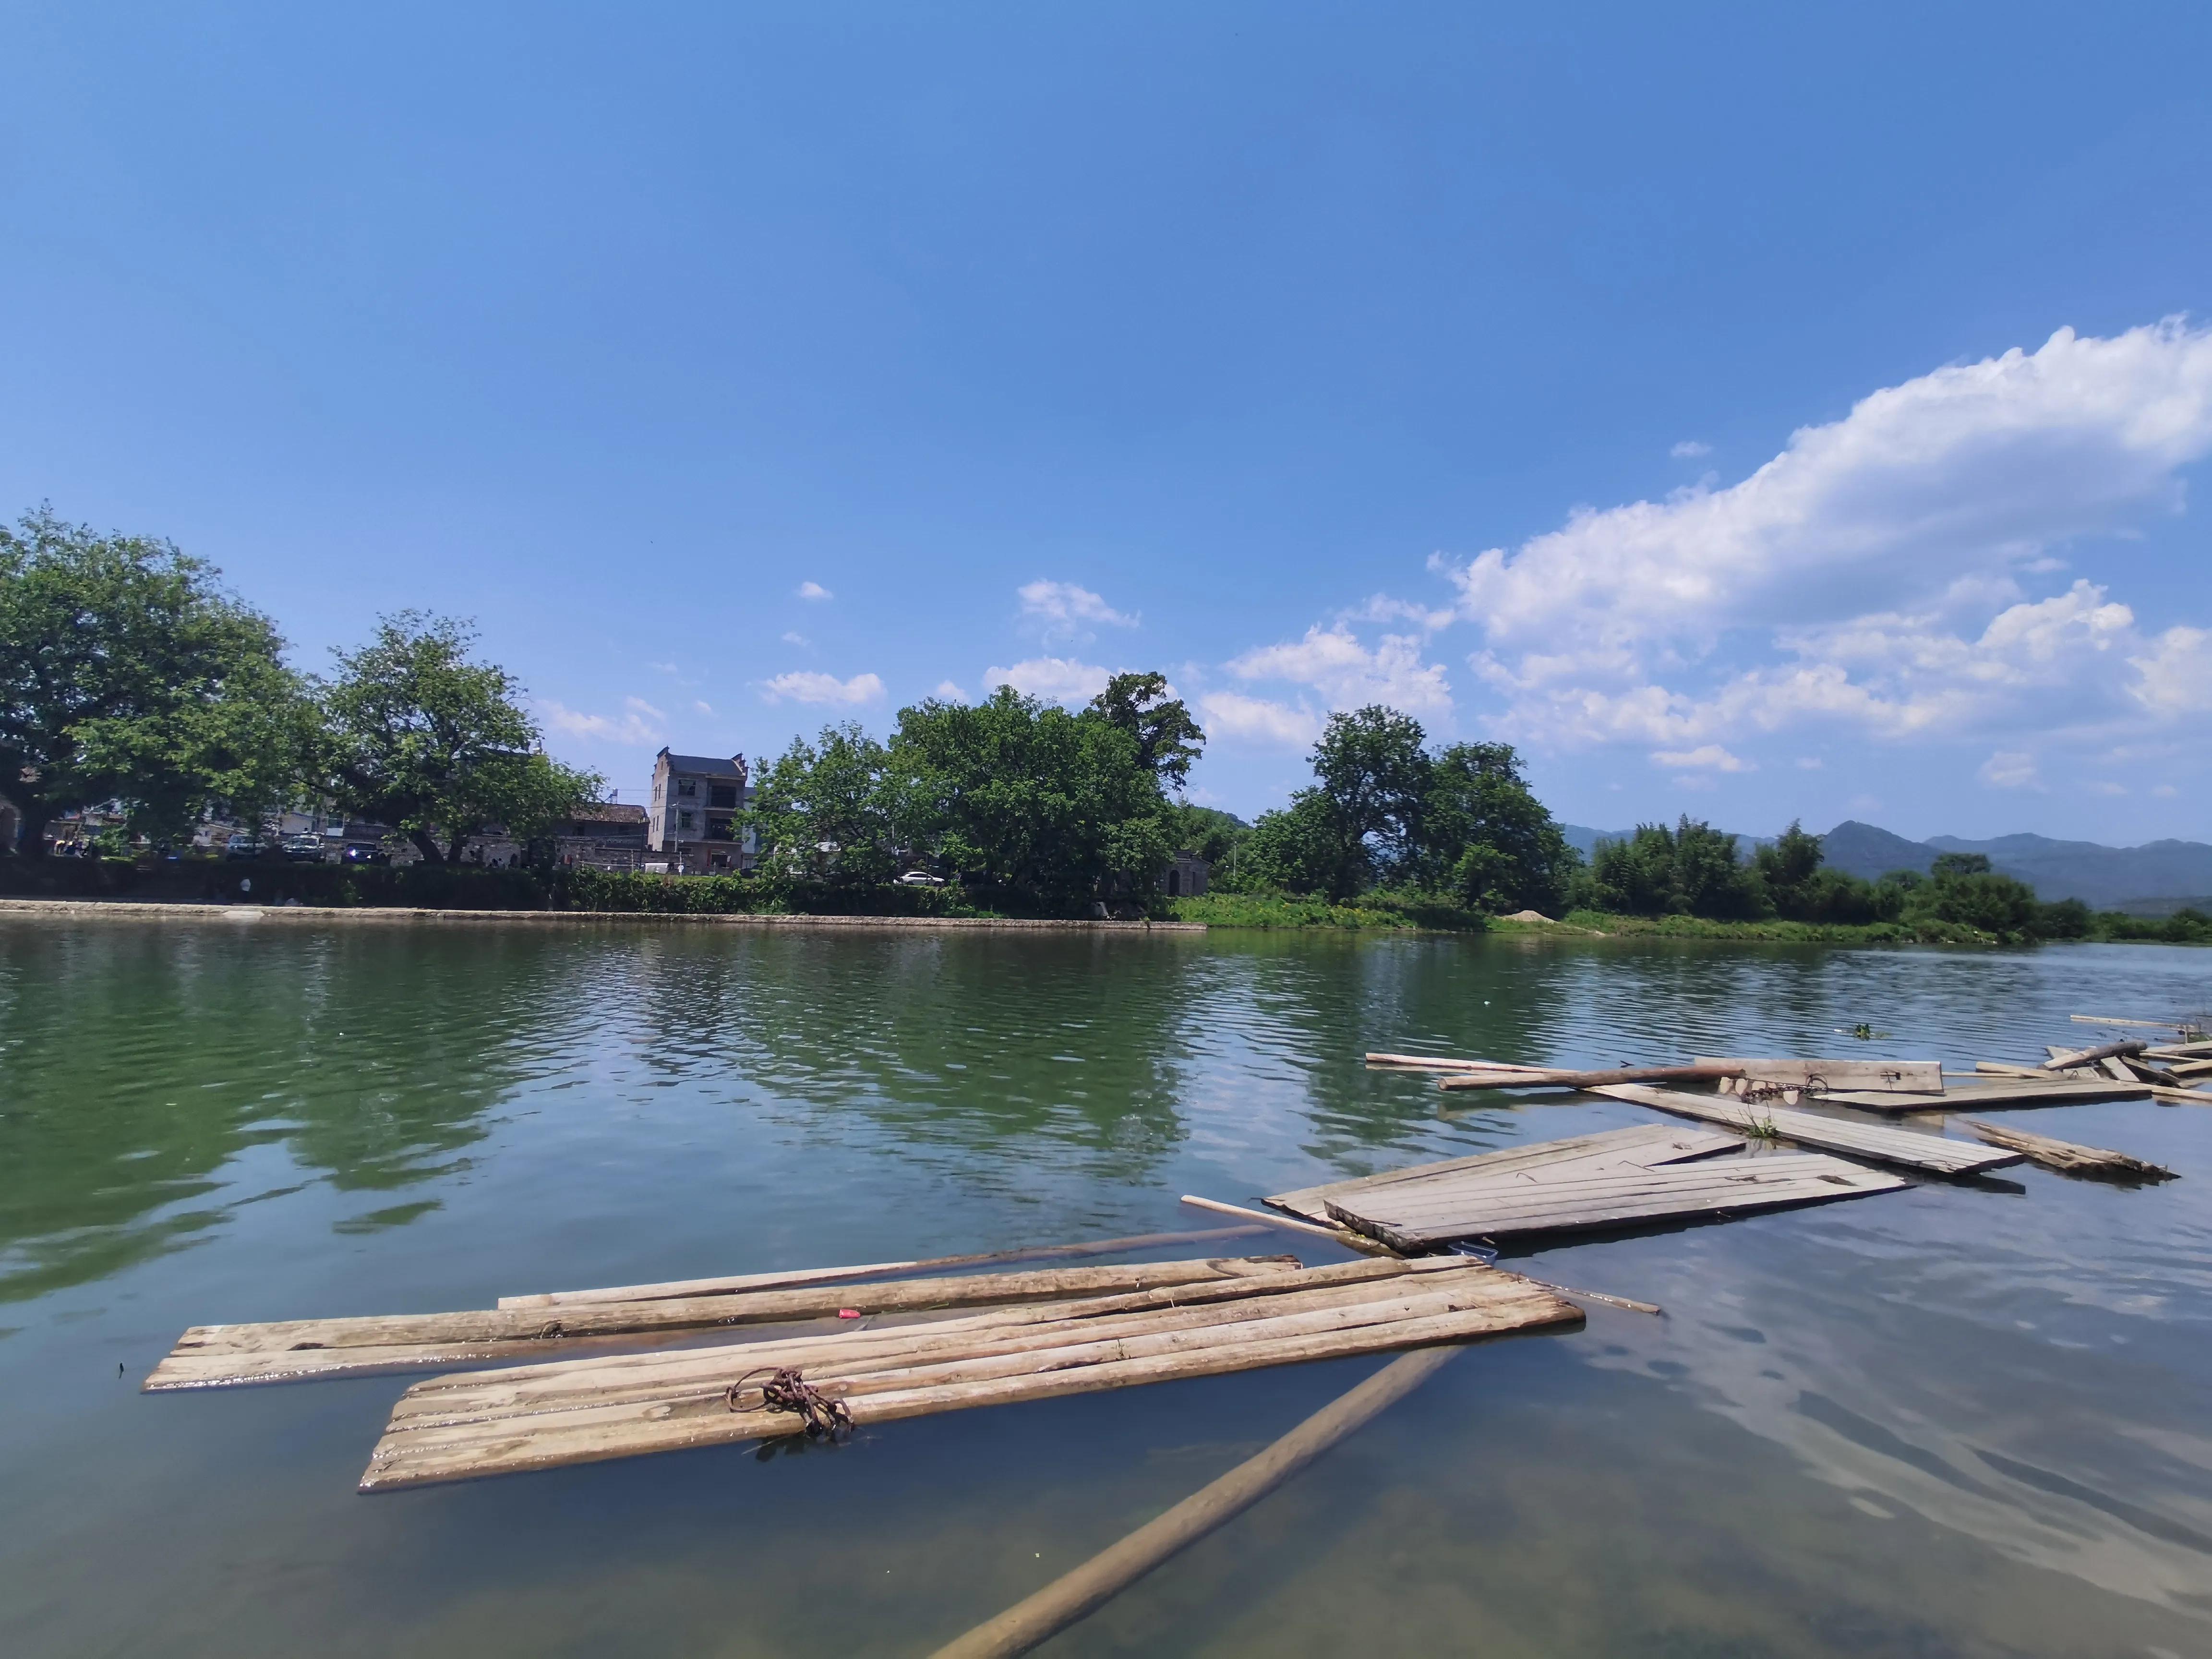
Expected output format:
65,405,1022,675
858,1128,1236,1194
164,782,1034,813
0,916,2208,1657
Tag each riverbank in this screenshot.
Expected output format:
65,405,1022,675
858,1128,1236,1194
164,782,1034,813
0,898,1201,932
1166,892,1485,931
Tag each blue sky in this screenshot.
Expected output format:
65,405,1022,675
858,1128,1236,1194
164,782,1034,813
5,4,2210,841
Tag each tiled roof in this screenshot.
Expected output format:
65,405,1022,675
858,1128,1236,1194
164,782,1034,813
661,752,745,778
573,801,649,825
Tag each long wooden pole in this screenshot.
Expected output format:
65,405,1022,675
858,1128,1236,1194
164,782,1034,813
2043,1039,2146,1071
1437,1063,1741,1093
924,1345,1465,1659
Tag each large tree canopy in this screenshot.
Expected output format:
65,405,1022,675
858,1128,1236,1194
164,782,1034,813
883,687,1178,908
1419,741,1579,914
314,612,602,864
749,722,897,885
1086,671,1205,790
0,508,305,854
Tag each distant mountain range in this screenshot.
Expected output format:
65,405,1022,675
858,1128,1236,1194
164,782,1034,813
1561,820,2212,913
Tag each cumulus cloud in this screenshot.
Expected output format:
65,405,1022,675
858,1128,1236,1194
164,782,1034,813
1671,440,1713,458
796,581,833,601
781,631,809,647
540,698,663,745
1198,691,1324,747
983,657,1112,704
933,680,971,703
693,700,713,716
1228,625,1453,716
1435,320,2212,761
1652,744,1752,772
758,671,885,706
1978,750,2042,789
1017,580,1138,643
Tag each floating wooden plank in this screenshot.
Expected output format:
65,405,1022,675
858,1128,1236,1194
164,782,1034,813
1436,1063,1743,1094
144,1256,1303,1391
1827,1078,2152,1113
1592,1084,2020,1176
1265,1124,1742,1225
1959,1118,2176,1180
1323,1152,1905,1250
2071,1014,2174,1029
359,1261,1581,1490
1694,1056,1944,1095
1365,1052,1547,1071
500,1225,1272,1310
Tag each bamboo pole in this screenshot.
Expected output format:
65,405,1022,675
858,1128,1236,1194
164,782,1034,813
1438,1063,1741,1093
925,1345,1465,1659
1178,1194,1396,1254
500,1225,1273,1310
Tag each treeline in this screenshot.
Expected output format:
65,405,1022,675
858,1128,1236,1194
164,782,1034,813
1570,819,2102,942
1,508,602,861
744,672,1207,911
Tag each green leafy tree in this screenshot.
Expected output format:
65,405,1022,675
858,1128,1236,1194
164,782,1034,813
314,612,601,864
0,507,308,854
1904,853,2039,936
882,687,1176,910
1419,742,1578,913
1574,817,1769,919
1087,672,1205,790
1235,791,1346,896
747,722,895,884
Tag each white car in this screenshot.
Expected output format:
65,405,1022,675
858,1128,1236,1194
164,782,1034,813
897,870,947,887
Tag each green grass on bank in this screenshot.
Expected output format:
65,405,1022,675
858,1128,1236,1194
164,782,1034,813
1167,891,1486,931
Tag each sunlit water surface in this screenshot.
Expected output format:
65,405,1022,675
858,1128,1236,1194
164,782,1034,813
2,915,2209,1657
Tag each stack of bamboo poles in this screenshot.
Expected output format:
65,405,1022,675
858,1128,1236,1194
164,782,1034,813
360,1256,1580,1490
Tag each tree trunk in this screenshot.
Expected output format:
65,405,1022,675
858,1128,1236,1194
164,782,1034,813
408,828,445,865
14,801,51,858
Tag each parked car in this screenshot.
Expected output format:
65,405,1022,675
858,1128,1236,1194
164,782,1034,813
280,833,326,862
896,870,947,887
339,842,390,866
223,833,262,860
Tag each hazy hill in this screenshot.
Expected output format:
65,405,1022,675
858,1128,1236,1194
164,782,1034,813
1564,818,2212,910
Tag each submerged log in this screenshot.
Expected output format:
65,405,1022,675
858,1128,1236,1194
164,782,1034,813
1959,1118,2176,1180
925,1344,1467,1659
2043,1039,2147,1071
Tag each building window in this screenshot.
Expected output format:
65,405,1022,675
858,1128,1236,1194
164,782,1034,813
677,778,697,798
678,810,696,830
709,784,737,809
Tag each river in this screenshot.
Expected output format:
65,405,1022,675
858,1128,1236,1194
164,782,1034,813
2,914,2208,1656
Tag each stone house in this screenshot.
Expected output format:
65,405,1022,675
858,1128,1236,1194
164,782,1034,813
649,750,754,873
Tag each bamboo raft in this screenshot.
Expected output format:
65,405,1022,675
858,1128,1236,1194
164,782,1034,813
1593,1083,2023,1177
360,1257,1580,1490
146,1256,1307,1391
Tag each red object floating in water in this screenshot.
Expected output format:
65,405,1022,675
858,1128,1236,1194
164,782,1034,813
838,1309,860,1319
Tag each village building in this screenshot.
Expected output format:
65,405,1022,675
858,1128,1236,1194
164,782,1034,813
1162,851,1210,898
648,750,753,873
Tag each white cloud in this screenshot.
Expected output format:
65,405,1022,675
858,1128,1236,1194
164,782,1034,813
1437,321,2212,760
649,661,678,674
1228,625,1453,716
1017,580,1138,642
933,680,971,704
1198,691,1323,747
693,700,714,716
796,581,833,601
983,657,1112,704
1795,756,1824,769
539,699,663,745
758,671,885,706
781,631,809,647
1671,440,1713,458
1652,744,1752,772
1978,750,2042,789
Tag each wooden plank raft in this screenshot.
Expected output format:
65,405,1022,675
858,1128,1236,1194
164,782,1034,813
1960,1119,2176,1180
1695,1056,1944,1094
1323,1152,1905,1250
1593,1084,2021,1177
1825,1077,2152,1113
359,1258,1581,1491
145,1256,1302,1391
1264,1123,1743,1226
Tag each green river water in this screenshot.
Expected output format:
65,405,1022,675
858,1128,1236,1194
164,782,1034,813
2,913,2209,1657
